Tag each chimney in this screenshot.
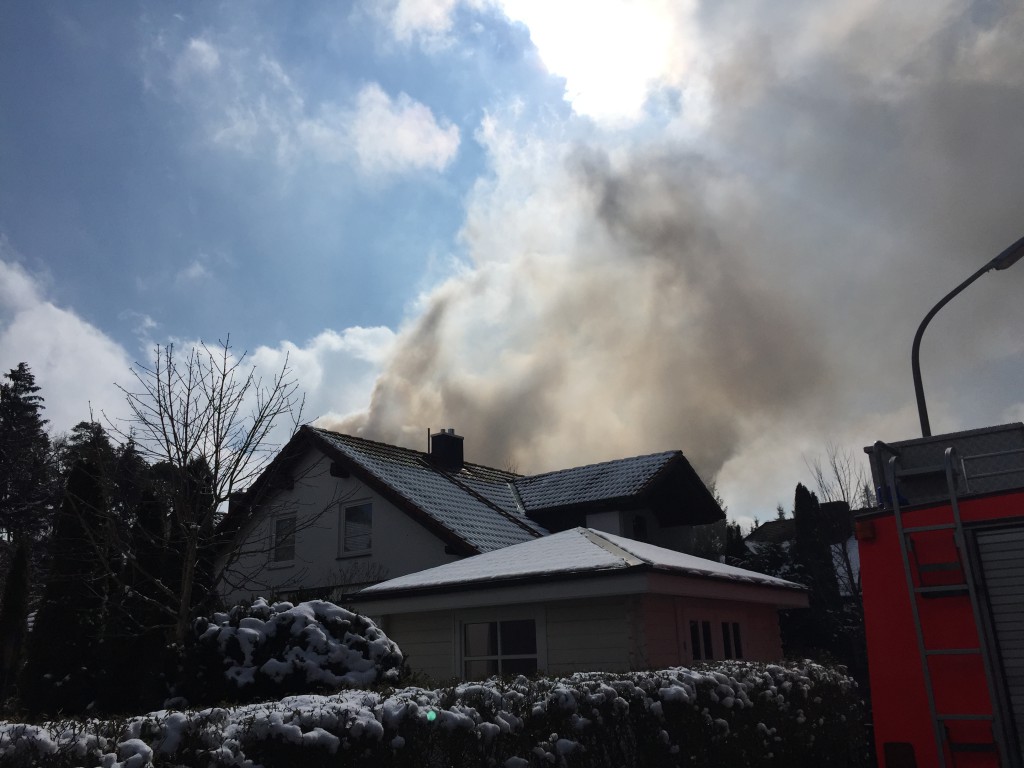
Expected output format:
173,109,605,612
430,428,464,472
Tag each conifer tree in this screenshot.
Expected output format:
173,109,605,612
0,363,52,541
0,541,29,700
790,483,843,657
20,457,109,716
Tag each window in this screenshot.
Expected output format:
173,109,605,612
340,502,372,554
272,516,296,562
632,515,649,542
690,619,714,661
463,619,538,678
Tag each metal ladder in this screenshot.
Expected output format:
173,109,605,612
886,446,1008,766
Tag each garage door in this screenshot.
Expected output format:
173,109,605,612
976,524,1024,762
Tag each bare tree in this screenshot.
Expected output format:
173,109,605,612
107,337,305,644
806,441,875,509
804,441,873,599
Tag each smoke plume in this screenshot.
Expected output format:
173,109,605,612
326,0,1024,514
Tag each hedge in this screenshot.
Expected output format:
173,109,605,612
0,661,869,767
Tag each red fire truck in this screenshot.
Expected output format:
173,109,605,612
860,422,1024,767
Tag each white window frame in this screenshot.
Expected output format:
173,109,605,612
270,515,296,566
456,606,546,679
721,620,744,659
338,500,373,557
689,617,715,661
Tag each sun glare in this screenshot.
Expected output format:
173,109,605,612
500,0,677,124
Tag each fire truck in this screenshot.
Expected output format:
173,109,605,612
860,422,1024,767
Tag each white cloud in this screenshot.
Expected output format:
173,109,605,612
0,248,396,454
249,327,397,441
0,256,133,436
348,83,460,174
498,0,698,124
387,0,462,42
173,37,221,84
376,0,704,125
160,38,459,176
176,259,211,283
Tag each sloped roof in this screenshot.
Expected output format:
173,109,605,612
745,518,796,545
356,527,805,596
310,428,543,553
243,426,722,557
514,452,678,510
745,502,854,547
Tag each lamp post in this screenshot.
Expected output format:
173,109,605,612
912,233,1024,437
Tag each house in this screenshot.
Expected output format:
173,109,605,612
223,425,724,604
348,527,808,681
744,501,861,596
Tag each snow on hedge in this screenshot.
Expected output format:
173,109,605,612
0,661,869,767
175,598,403,705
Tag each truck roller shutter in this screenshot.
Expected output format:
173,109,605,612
977,524,1024,761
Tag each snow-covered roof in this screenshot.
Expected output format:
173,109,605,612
357,527,805,596
240,427,722,558
513,452,678,510
312,428,543,553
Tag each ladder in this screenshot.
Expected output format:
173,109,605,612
886,446,1009,766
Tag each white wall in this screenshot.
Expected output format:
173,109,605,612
544,596,637,674
584,508,695,553
372,589,788,682
585,510,622,535
223,447,461,605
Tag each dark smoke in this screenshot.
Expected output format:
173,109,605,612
327,1,1024,512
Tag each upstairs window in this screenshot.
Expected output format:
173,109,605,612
340,502,372,554
273,516,296,562
463,619,538,679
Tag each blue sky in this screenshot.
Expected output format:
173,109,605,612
3,1,1024,524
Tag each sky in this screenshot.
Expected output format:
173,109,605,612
2,0,1023,528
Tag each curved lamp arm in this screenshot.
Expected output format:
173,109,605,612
912,233,1024,438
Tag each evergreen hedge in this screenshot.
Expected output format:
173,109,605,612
0,661,869,767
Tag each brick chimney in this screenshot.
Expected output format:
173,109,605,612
430,428,464,471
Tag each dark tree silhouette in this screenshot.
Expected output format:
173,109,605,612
20,457,110,716
0,363,52,541
789,483,843,658
0,540,29,700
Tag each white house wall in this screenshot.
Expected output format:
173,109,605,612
381,610,457,684
370,591,790,683
224,447,461,605
544,596,638,674
581,509,697,553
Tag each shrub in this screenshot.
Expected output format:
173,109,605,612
1,661,870,767
174,598,403,707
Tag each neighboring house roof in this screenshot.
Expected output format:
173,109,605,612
745,502,855,548
744,518,796,546
355,526,805,598
236,425,723,558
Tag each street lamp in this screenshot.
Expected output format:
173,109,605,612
912,233,1024,437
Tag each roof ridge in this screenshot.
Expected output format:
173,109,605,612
515,450,680,483
431,464,543,538
307,425,517,477
579,528,645,566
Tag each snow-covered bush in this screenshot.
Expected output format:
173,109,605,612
0,661,869,767
174,598,403,706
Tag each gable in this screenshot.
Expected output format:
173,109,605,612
311,429,542,553
514,452,723,528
